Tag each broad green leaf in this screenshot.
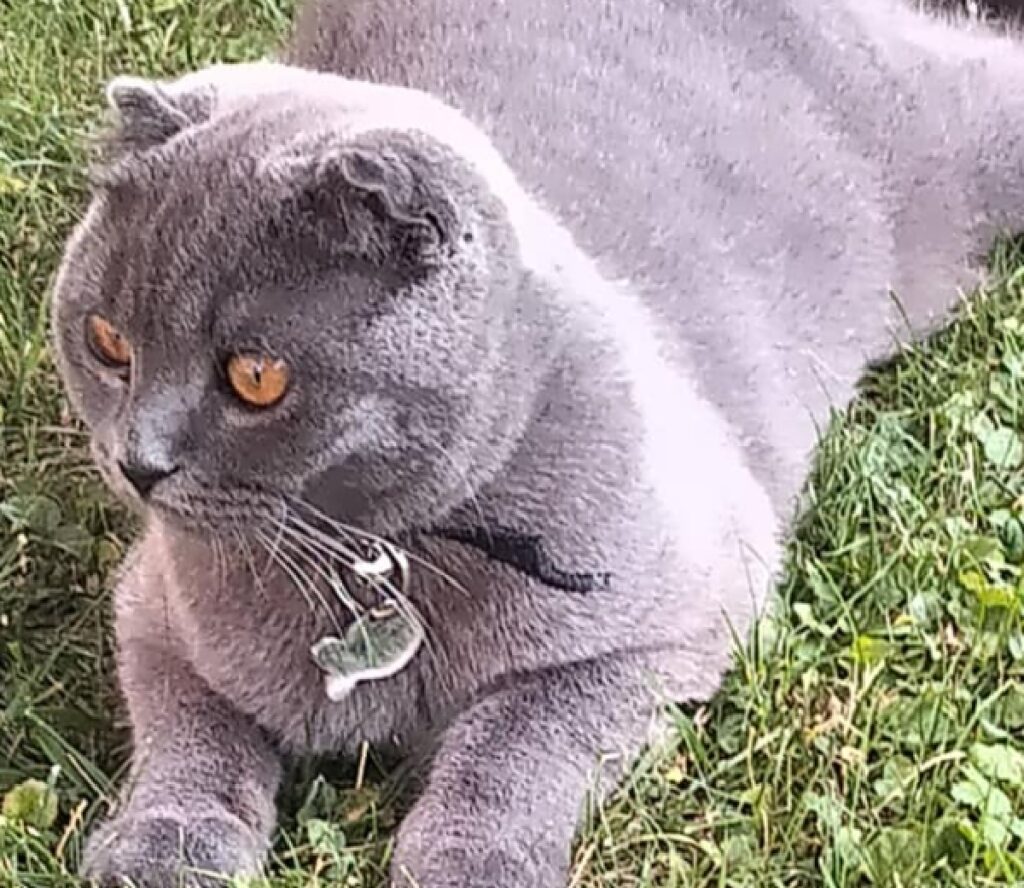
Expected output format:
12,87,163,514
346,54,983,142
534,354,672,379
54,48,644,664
958,569,989,597
969,743,1024,787
1,779,58,829
852,634,889,665
977,584,1018,610
977,426,1024,469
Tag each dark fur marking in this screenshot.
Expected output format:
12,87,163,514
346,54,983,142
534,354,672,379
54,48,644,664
434,525,612,593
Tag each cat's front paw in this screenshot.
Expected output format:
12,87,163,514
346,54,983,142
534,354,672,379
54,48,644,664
81,809,265,888
391,837,566,888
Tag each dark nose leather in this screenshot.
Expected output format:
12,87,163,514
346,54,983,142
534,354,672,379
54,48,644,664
118,460,177,498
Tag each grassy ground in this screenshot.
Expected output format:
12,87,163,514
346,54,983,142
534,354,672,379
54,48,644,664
2,1,1024,886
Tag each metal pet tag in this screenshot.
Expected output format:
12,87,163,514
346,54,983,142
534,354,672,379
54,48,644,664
310,541,422,701
311,606,424,702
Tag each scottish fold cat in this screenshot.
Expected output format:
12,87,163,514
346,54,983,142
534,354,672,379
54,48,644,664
52,0,1024,885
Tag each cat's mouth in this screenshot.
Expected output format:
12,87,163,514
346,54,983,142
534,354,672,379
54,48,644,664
91,451,277,533
90,435,411,564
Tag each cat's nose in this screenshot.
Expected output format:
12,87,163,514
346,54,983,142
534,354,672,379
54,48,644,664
118,460,178,498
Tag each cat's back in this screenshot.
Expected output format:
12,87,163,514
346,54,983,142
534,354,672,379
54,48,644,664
288,0,920,505
289,0,887,277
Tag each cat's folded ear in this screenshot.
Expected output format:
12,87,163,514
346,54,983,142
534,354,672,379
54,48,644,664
101,76,213,156
266,130,465,273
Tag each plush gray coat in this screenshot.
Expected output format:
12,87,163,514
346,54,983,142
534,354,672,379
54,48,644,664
51,1,1024,886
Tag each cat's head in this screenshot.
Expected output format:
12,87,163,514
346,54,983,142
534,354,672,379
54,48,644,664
52,64,550,539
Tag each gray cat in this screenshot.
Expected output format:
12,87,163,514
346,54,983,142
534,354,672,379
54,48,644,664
50,0,1024,885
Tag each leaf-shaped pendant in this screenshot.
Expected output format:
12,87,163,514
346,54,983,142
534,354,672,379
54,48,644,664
309,538,421,701
311,606,424,701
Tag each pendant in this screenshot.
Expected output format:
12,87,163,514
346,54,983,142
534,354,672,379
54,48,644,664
309,539,423,701
311,605,424,701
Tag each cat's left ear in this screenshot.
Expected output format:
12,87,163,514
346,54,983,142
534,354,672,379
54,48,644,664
102,76,213,155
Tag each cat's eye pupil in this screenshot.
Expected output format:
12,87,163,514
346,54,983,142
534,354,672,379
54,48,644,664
227,352,289,409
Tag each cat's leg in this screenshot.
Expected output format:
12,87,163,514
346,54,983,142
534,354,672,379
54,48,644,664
81,634,281,888
391,655,659,888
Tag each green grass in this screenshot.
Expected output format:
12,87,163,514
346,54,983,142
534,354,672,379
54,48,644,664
2,1,1024,886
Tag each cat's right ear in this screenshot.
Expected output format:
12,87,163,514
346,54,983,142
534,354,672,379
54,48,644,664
101,76,213,156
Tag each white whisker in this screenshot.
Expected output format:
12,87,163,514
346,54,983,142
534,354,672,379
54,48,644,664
232,525,267,596
286,496,470,597
277,506,440,653
436,447,490,536
275,516,438,657
211,535,227,593
254,526,341,631
270,519,363,628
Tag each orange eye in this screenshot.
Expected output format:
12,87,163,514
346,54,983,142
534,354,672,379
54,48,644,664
87,314,132,368
227,353,290,408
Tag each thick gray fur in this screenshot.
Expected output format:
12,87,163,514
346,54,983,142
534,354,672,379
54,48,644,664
50,1,1024,886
